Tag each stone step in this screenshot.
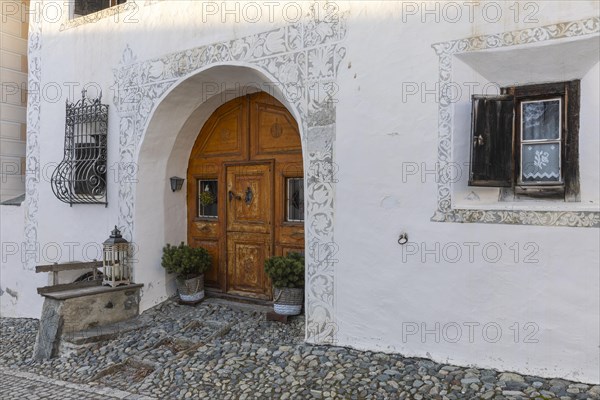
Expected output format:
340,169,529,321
204,297,273,314
62,317,148,346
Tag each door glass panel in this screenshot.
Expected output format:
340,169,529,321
286,178,304,222
198,179,218,218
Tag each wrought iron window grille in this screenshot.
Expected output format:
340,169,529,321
51,90,108,206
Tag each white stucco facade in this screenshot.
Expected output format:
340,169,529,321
1,0,598,383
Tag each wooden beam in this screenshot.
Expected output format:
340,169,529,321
266,311,290,323
36,261,103,273
40,283,144,300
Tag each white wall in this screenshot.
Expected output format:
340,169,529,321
0,204,46,318
13,0,600,383
333,2,599,383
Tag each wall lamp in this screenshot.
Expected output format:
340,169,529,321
170,176,185,192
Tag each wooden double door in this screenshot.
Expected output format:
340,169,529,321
187,92,304,300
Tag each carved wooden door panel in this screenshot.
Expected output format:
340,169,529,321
248,93,305,259
226,163,273,298
187,97,247,292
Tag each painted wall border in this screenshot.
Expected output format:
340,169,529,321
24,0,43,274
431,17,600,228
112,6,347,344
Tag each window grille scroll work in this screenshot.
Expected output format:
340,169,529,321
51,90,108,206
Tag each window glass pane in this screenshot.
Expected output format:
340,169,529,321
521,143,560,182
287,178,304,222
522,99,560,141
75,0,108,15
73,143,103,196
75,0,126,16
198,180,218,218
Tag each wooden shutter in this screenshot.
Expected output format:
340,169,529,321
469,95,514,187
564,80,580,202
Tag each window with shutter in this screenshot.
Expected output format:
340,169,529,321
468,81,580,201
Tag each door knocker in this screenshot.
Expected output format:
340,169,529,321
398,232,409,245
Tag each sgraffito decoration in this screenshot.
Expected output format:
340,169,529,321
431,17,600,228
112,3,347,344
24,0,43,274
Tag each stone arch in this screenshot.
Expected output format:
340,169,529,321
131,65,305,307
113,18,347,342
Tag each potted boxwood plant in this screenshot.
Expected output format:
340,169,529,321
264,252,305,315
161,242,211,303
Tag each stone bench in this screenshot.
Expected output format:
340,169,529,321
33,261,143,359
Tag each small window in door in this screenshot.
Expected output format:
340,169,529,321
198,179,218,218
286,178,304,222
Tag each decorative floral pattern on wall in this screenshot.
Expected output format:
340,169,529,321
431,17,600,228
24,0,43,273
111,4,347,343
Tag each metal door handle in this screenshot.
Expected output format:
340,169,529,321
229,190,241,202
474,134,484,146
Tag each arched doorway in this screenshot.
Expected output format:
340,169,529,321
187,92,304,300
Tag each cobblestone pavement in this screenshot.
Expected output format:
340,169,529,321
0,367,154,399
1,298,599,400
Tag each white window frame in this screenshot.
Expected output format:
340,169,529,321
518,97,563,186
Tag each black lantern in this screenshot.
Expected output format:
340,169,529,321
102,226,131,287
170,176,185,192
